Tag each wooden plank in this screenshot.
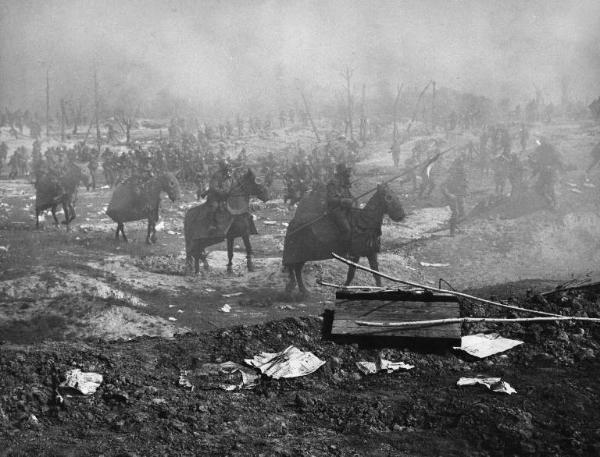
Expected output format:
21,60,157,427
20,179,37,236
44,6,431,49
330,292,461,341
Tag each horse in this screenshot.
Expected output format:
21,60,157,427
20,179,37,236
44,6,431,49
184,168,269,274
282,183,405,297
106,172,181,244
35,163,90,229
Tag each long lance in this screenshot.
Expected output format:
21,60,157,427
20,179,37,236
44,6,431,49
286,145,455,238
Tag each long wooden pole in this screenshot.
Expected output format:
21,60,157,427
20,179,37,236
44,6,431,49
286,145,454,238
406,80,433,136
45,68,50,139
331,253,563,317
431,80,436,131
94,68,101,151
356,316,600,327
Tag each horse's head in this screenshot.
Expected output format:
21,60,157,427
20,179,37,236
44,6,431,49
240,168,269,202
376,183,405,221
160,171,181,202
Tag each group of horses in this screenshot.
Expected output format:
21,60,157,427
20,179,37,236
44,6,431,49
34,165,406,296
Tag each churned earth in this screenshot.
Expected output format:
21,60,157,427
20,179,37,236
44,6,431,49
1,120,600,455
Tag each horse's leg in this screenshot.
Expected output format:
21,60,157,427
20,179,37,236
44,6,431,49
201,248,209,270
295,263,309,297
226,236,234,273
344,256,360,286
284,265,297,295
68,201,76,223
115,224,120,240
61,201,70,230
119,223,128,243
35,208,40,229
367,253,382,287
242,234,254,272
51,206,59,226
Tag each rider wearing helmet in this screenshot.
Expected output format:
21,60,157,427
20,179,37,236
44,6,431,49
206,159,233,232
326,162,354,247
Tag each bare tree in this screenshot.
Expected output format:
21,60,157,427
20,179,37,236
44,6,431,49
341,66,354,139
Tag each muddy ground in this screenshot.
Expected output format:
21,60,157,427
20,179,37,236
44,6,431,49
1,120,600,455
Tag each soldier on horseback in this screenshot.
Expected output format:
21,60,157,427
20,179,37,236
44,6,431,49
326,163,354,246
207,159,233,232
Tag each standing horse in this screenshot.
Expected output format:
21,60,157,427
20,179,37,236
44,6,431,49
106,172,181,244
184,169,269,274
282,183,405,297
35,163,90,229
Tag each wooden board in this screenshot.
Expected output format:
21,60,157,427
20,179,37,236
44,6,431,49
329,289,461,347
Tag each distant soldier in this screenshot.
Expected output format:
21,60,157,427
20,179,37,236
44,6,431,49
236,115,243,137
326,163,354,246
390,139,401,168
533,163,558,208
279,110,287,128
441,155,468,236
507,153,525,198
519,123,529,151
206,160,233,232
101,147,116,187
492,153,510,196
87,148,99,190
585,141,600,174
0,142,7,176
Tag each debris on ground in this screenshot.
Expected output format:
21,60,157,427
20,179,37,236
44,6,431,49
220,304,232,313
222,292,243,298
356,359,414,375
457,376,517,395
245,345,325,379
186,362,260,391
419,261,450,267
59,369,103,395
454,333,524,358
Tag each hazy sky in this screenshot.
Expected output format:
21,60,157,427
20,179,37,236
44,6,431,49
1,0,599,114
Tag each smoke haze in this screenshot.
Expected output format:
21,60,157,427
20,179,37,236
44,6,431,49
1,0,599,116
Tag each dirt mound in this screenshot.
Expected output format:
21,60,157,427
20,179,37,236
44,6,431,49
2,288,600,456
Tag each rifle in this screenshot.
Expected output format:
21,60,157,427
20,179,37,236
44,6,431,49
286,145,456,237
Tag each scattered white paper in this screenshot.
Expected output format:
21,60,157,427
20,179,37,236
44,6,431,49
60,369,103,395
454,333,523,359
583,182,595,188
245,346,325,379
167,230,176,235
154,221,164,231
0,246,8,252
263,220,278,225
168,317,177,321
570,188,582,194
220,304,232,313
356,359,414,375
457,377,516,395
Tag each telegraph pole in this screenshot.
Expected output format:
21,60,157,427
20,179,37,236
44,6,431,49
94,68,101,151
45,68,50,138
431,80,436,131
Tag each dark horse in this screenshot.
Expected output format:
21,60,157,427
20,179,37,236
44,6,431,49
282,183,405,297
106,172,181,244
184,169,269,274
35,163,90,229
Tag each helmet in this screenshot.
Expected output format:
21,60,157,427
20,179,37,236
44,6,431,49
218,159,230,171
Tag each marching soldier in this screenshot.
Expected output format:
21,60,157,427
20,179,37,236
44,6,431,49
390,139,401,168
441,155,468,236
